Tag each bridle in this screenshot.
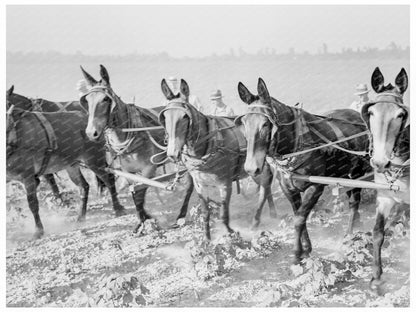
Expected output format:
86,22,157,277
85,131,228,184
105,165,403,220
80,85,136,155
158,99,201,144
80,85,119,114
361,91,409,161
234,103,301,155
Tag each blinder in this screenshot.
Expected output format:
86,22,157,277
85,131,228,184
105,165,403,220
234,104,279,146
158,100,194,128
79,86,117,113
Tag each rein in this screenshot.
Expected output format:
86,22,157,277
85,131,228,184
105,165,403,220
237,103,369,160
161,100,240,167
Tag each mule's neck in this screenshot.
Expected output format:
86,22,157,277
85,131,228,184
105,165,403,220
183,104,209,158
9,94,33,111
109,96,131,142
270,99,298,156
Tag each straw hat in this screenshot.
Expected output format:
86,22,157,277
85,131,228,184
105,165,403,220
168,76,178,82
210,89,224,100
354,83,370,95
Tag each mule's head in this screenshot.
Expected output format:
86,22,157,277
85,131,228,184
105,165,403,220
6,98,25,157
235,78,276,177
80,64,114,141
361,67,408,173
6,85,33,111
159,79,192,161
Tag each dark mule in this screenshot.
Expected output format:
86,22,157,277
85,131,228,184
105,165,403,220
6,86,105,198
235,78,371,262
79,65,194,232
6,85,86,113
361,67,409,290
6,104,125,238
160,79,277,239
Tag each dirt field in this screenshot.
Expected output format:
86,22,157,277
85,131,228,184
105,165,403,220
6,172,410,307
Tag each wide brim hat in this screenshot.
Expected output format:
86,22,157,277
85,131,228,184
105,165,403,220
210,89,224,100
354,83,370,95
168,76,178,82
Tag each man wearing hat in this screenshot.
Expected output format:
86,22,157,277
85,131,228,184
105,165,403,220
209,89,235,117
349,83,371,112
164,76,204,112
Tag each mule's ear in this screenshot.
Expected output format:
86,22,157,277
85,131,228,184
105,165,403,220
257,78,271,103
238,82,256,104
371,67,385,93
395,68,408,94
80,66,98,86
161,79,175,100
7,85,14,97
99,64,110,86
180,79,190,99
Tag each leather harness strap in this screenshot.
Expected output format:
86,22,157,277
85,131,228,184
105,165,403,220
32,112,58,178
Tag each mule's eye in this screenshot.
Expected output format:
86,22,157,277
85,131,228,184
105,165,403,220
397,112,405,119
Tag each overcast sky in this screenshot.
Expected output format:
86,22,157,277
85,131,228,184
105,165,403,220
7,5,409,57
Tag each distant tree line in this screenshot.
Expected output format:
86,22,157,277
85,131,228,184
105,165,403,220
7,42,409,64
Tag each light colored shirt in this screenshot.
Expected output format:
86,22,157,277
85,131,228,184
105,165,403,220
349,100,369,112
210,104,235,117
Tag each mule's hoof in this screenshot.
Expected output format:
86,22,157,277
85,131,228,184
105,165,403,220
250,222,260,231
370,277,385,295
33,230,44,240
133,223,145,235
270,211,278,219
77,215,86,222
115,209,127,217
301,250,311,259
292,256,302,265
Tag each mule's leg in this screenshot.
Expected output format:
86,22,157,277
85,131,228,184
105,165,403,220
66,166,90,222
132,165,156,233
198,194,212,240
346,188,362,234
266,185,277,219
219,181,235,235
252,169,276,229
251,184,267,230
173,173,194,227
371,196,395,291
23,176,44,239
44,173,61,200
91,168,125,216
279,182,311,251
293,184,325,263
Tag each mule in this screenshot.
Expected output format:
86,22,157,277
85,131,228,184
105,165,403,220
361,67,409,290
6,104,126,238
160,78,277,240
6,85,105,198
79,65,194,232
6,85,86,113
235,78,371,263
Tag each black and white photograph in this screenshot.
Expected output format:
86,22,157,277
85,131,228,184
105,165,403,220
4,2,413,308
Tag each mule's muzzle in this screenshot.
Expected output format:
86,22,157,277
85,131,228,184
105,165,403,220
244,163,262,177
167,149,181,162
86,127,101,141
370,157,391,173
